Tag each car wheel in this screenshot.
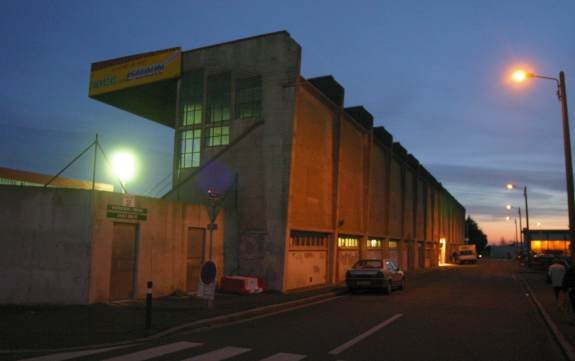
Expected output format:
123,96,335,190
383,280,392,295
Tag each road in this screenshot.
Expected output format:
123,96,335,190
13,259,565,361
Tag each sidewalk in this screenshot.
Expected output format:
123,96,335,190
0,286,346,352
519,265,575,359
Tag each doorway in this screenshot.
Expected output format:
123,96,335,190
186,227,206,293
110,222,137,301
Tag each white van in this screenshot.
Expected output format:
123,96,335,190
456,244,477,264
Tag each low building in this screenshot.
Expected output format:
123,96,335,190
88,31,466,292
0,185,222,304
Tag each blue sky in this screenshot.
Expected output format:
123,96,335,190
1,0,575,242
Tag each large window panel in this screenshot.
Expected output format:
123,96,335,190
235,76,262,119
206,126,230,147
181,70,204,126
180,129,202,168
207,73,231,123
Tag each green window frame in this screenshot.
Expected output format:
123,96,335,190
206,126,229,147
180,70,204,126
235,76,262,119
206,73,231,123
180,129,202,168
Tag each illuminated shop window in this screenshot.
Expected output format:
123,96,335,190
388,240,398,249
367,239,382,248
181,70,204,126
531,240,570,254
207,73,231,123
236,76,262,119
290,231,328,248
206,126,230,147
180,129,201,168
338,236,359,248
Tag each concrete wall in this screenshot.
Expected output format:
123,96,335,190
368,144,388,237
89,191,221,303
0,186,92,304
289,83,335,231
337,114,367,235
0,186,222,304
167,32,301,290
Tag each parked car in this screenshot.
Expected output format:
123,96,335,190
346,259,405,294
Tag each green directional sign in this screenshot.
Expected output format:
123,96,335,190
106,204,148,221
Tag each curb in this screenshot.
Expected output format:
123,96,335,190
1,290,344,355
519,276,575,361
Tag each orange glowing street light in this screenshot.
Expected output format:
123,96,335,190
509,67,574,262
511,69,530,82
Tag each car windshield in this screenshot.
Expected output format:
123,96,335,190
353,260,382,269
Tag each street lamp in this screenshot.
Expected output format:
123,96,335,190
506,204,523,247
506,183,530,231
505,216,520,248
111,151,136,193
511,69,575,262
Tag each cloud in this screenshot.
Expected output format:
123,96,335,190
427,163,565,193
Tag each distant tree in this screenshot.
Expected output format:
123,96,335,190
466,216,488,253
499,237,507,246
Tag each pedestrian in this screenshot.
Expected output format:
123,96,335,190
549,259,566,304
562,262,575,322
451,251,458,264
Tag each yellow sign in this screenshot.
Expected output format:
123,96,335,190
89,47,181,96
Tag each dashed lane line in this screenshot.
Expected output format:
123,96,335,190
328,313,403,355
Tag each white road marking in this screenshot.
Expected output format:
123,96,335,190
259,352,307,361
328,313,403,355
17,345,132,361
102,341,201,361
180,346,251,361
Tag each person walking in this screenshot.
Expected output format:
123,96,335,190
549,259,566,304
562,263,575,322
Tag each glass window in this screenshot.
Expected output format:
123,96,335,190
207,73,231,123
367,239,382,248
206,126,230,147
181,70,203,126
235,76,262,119
180,129,202,168
290,231,328,248
338,236,359,248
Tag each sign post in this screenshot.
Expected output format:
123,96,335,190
197,260,216,308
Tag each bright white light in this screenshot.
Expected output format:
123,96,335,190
111,152,136,183
506,204,512,210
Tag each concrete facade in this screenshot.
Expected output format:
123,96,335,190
0,186,222,304
90,31,465,293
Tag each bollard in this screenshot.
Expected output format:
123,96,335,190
145,281,152,330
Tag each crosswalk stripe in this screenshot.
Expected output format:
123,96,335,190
258,352,307,361
180,346,251,361
17,345,132,361
102,341,201,361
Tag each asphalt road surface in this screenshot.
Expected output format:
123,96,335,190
13,259,565,361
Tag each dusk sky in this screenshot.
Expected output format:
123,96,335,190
1,0,575,243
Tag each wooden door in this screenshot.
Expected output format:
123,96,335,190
186,227,205,292
110,223,137,301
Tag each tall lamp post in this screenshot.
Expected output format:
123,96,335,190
512,69,575,262
506,183,530,232
506,204,523,248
